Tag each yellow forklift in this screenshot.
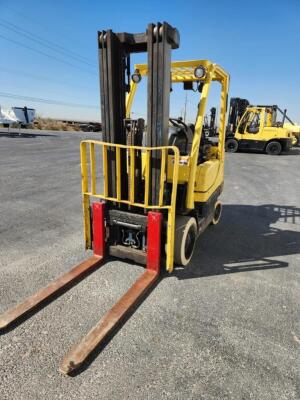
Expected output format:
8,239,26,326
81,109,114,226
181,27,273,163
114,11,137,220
225,98,295,155
0,22,229,375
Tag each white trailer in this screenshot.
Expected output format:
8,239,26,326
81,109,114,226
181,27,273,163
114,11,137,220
0,106,36,131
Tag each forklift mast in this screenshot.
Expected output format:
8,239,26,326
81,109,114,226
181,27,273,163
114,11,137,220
226,97,249,134
98,22,179,204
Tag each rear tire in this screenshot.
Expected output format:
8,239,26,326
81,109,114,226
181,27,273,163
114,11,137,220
174,216,197,266
225,138,238,153
265,141,282,155
211,201,222,225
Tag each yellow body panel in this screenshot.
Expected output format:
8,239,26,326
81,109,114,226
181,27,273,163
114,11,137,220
284,123,300,144
194,159,220,192
234,126,293,142
194,167,224,202
165,155,190,183
165,157,222,193
284,123,300,135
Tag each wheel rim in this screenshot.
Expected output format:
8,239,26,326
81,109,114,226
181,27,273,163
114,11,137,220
269,144,278,153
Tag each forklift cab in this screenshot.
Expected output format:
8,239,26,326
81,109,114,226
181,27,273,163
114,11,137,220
237,107,262,135
226,105,293,154
127,61,227,165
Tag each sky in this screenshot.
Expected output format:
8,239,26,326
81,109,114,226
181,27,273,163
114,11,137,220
0,0,299,122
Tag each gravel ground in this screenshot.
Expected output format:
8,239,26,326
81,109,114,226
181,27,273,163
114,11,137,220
0,129,299,400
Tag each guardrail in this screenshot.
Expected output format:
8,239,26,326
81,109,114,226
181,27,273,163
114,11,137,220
80,140,180,271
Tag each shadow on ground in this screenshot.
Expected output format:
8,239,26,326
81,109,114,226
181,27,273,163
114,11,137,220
173,203,300,280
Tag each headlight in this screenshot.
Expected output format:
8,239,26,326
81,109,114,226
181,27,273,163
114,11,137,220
131,69,142,83
194,65,206,79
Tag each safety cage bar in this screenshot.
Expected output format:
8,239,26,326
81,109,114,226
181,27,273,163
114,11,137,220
80,140,180,271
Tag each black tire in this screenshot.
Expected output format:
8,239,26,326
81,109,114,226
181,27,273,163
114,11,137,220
211,201,222,225
265,141,282,155
225,138,238,153
174,216,197,266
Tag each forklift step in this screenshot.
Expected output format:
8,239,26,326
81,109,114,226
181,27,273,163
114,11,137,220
0,255,103,330
59,268,158,375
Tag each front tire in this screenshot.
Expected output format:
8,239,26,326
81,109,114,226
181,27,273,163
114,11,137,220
174,216,197,266
265,141,282,155
225,138,238,153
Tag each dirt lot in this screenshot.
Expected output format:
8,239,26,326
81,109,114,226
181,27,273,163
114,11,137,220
0,129,299,400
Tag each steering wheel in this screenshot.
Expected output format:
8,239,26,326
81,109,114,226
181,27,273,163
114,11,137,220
169,118,190,152
169,117,188,129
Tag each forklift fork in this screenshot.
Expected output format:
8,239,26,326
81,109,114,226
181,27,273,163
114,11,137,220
59,268,159,374
0,255,103,330
0,204,162,375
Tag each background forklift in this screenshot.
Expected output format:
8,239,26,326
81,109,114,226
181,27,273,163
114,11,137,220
225,98,295,155
0,22,229,375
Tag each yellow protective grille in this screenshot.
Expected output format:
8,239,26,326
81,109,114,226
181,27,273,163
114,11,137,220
170,66,200,81
80,140,180,272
